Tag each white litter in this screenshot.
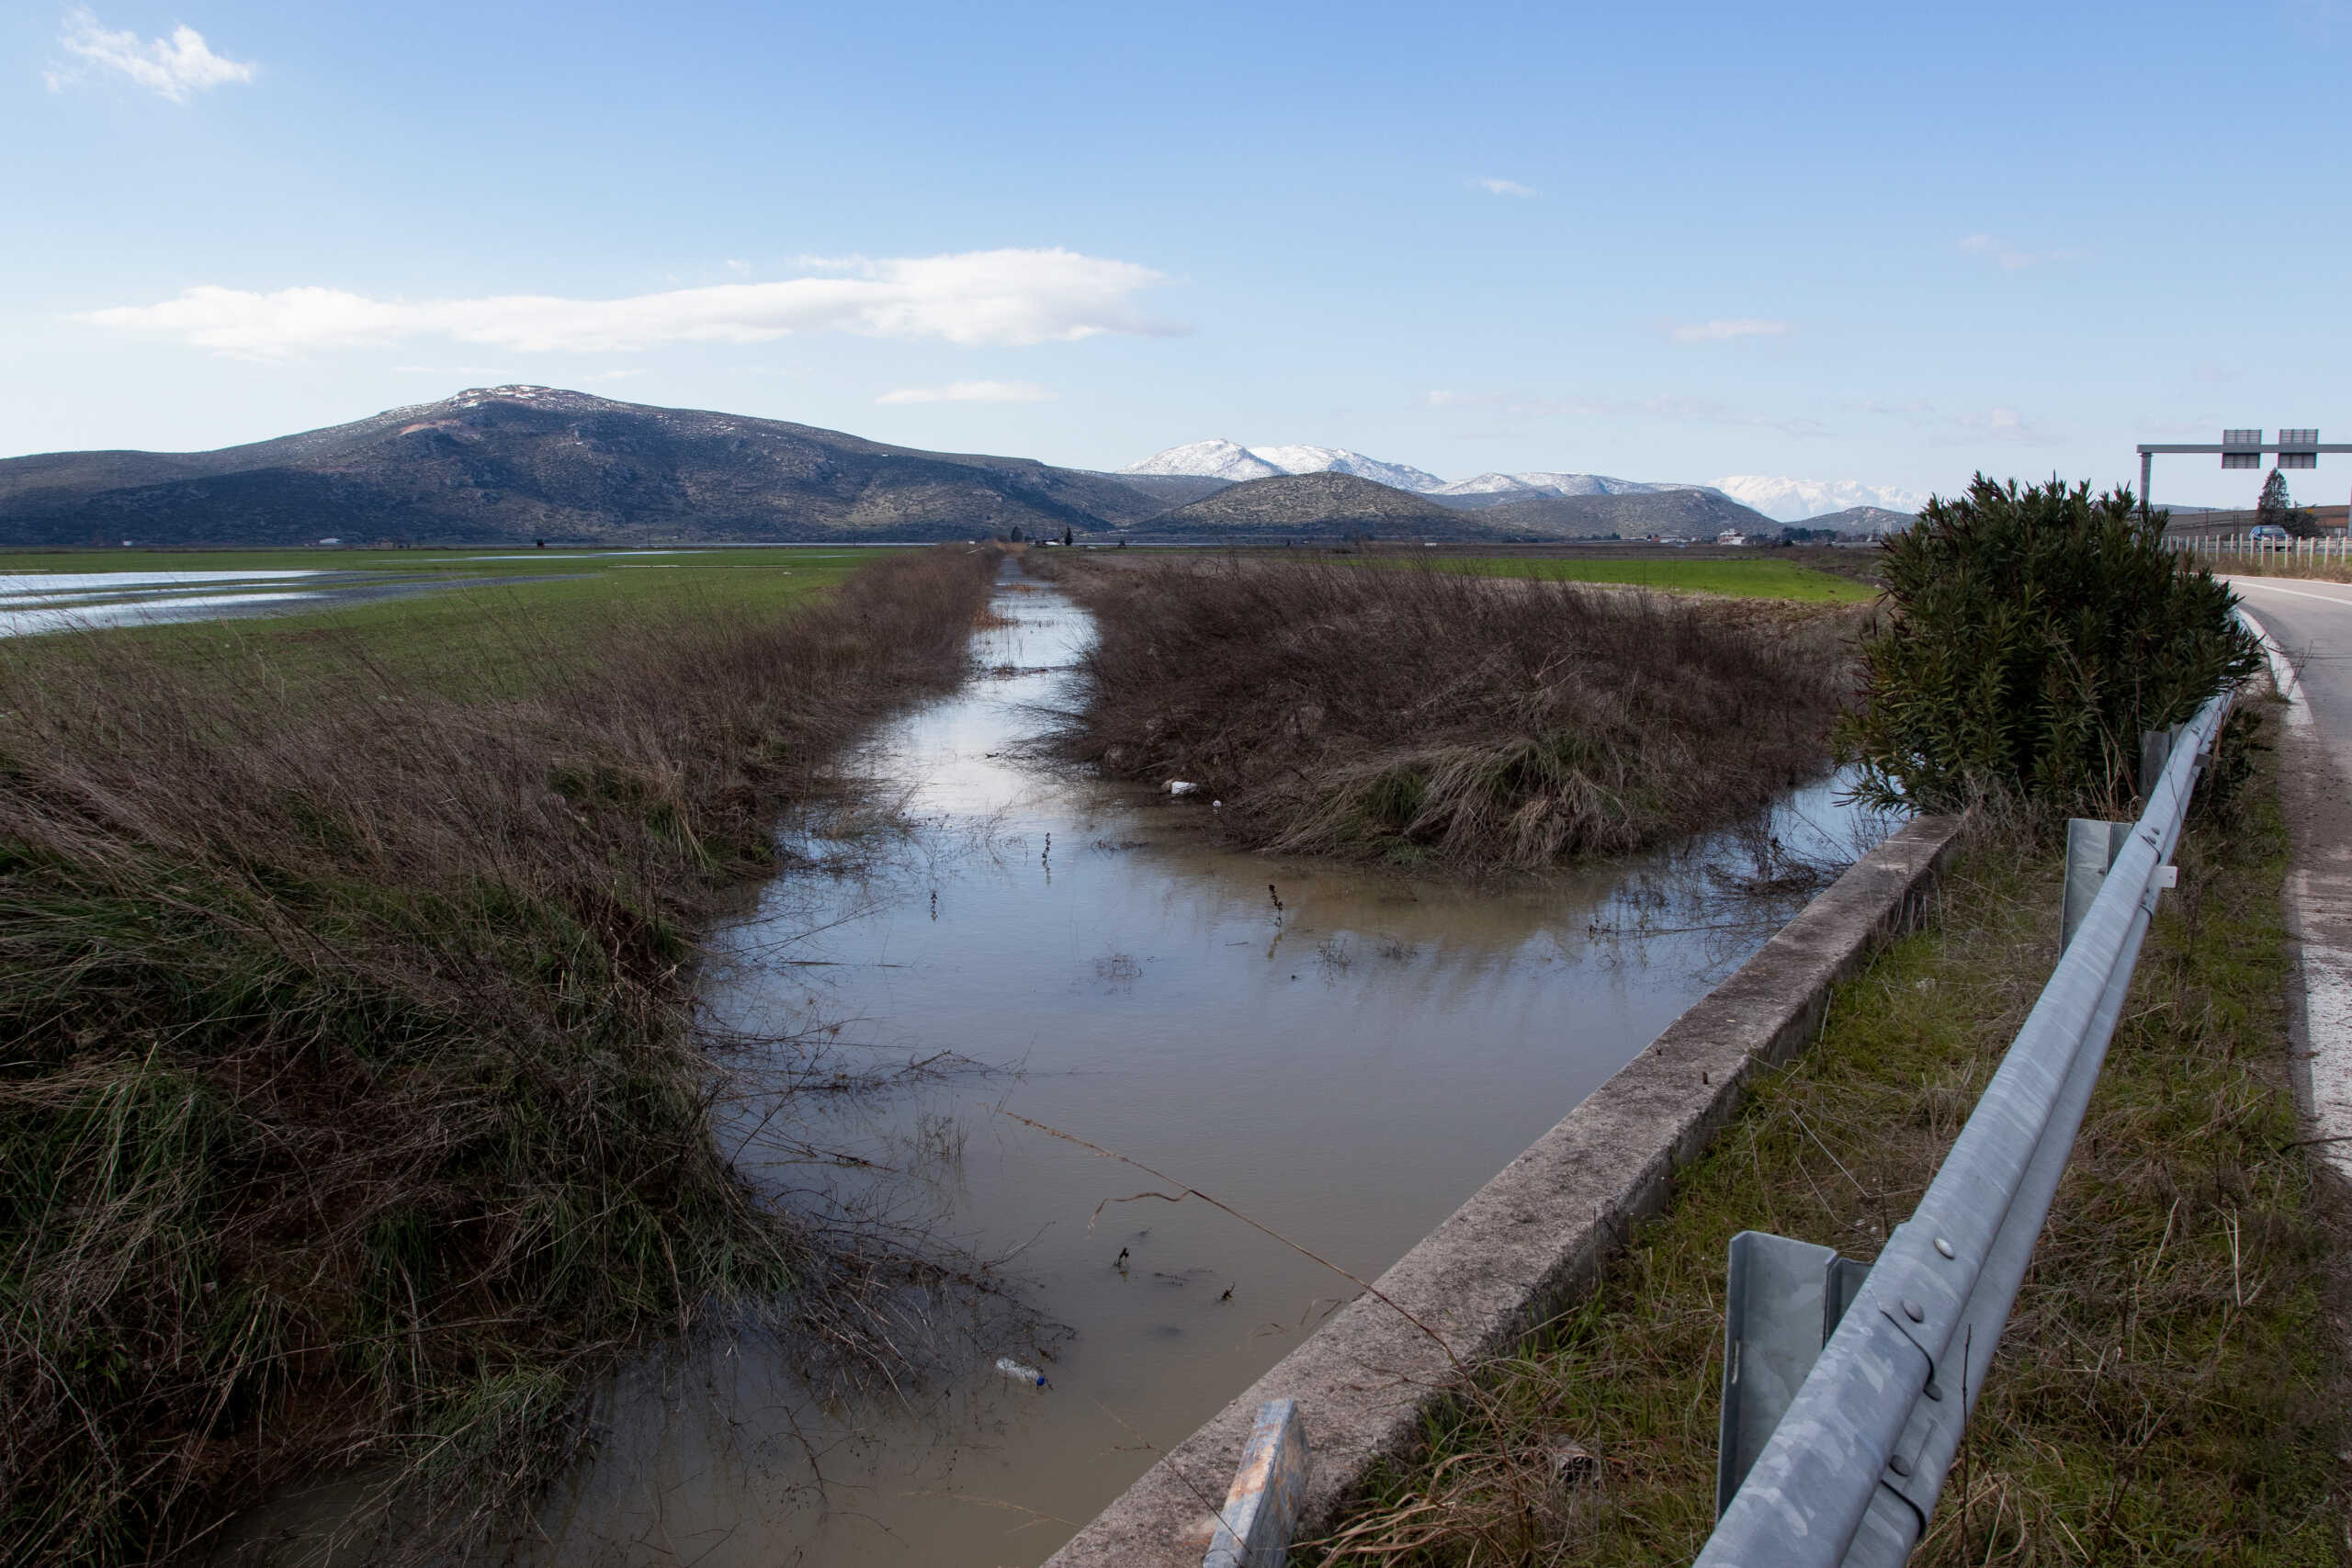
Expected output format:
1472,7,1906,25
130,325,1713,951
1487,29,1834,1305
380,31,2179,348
994,1356,1047,1387
1167,781,1199,795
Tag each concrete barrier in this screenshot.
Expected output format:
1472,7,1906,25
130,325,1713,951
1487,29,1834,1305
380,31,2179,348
1042,813,1967,1568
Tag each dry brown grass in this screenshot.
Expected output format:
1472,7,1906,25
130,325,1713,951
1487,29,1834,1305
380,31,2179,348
0,547,998,1564
1052,556,1859,868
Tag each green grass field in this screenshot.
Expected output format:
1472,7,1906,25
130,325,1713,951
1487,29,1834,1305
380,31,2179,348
0,546,899,691
1426,554,1880,602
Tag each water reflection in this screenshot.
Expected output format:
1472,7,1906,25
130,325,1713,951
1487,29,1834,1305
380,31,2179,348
0,569,536,637
526,566,1887,1568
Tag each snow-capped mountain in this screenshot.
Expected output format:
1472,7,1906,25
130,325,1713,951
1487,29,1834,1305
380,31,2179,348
1247,445,1447,492
1433,470,1714,501
1123,439,1287,483
1124,440,1443,492
1121,444,1917,527
1713,476,1924,523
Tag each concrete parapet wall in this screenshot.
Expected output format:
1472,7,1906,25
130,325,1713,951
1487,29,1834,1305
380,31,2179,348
1042,812,1967,1568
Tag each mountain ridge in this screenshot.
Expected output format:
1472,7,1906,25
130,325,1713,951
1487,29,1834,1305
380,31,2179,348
0,386,1176,547
1125,440,1917,524
0,389,1918,547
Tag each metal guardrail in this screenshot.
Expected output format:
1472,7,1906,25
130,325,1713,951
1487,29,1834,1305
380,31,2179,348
1698,683,2233,1567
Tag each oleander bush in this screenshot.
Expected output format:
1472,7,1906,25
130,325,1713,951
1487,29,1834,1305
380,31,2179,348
1839,476,2259,813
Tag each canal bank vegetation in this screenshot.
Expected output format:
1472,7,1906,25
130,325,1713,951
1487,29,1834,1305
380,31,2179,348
0,546,997,1564
1315,706,2342,1563
1047,557,1859,869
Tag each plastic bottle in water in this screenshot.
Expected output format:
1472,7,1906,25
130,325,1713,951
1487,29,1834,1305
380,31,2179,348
994,1356,1047,1388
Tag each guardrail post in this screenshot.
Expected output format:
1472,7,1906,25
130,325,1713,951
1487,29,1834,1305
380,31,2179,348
2138,724,2186,797
1715,1232,1870,1514
2061,819,2132,949
1202,1400,1309,1568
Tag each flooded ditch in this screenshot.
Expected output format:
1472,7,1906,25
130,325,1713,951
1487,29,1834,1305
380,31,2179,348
512,562,1884,1567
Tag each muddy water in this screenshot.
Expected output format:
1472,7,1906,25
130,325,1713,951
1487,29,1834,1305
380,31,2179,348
526,566,1880,1568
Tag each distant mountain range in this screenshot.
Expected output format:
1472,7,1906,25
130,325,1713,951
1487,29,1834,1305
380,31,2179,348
0,389,1913,548
1475,489,1782,538
1712,475,1927,521
1122,440,1919,525
1148,473,1463,536
1804,505,1916,536
1121,438,1447,493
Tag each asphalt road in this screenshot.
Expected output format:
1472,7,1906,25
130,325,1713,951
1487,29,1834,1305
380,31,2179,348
2224,575,2352,1180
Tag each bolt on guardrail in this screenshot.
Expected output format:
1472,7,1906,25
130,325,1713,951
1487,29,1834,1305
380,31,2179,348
1702,686,2233,1567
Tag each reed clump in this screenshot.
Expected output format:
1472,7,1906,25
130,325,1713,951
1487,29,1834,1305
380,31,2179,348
0,547,997,1565
1055,557,1857,869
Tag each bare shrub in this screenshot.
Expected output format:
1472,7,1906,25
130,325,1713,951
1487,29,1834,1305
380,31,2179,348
1057,558,1858,869
0,547,997,1564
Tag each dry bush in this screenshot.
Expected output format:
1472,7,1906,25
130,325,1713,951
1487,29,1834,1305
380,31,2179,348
1057,558,1858,868
0,547,997,1564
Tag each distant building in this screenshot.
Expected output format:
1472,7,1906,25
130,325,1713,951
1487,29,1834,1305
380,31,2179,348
1717,528,1747,547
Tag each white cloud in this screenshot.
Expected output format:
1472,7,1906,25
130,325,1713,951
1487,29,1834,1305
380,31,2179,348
1950,405,2063,446
48,8,256,102
81,249,1178,359
1958,233,2086,271
876,380,1055,405
1471,177,1534,197
1668,318,1790,344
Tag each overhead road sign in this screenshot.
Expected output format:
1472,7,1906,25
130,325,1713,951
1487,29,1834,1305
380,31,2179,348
2134,428,2351,514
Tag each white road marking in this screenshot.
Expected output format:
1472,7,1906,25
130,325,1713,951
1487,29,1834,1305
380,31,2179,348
2236,607,2352,1183
2224,577,2352,607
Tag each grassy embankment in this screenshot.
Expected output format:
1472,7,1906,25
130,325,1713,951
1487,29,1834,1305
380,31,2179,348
0,545,996,1564
1046,556,1860,869
1315,704,2342,1564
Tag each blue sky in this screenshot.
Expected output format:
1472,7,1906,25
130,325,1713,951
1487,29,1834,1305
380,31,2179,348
6,0,2348,509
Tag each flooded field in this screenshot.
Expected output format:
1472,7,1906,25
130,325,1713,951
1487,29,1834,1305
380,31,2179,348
0,567,469,636
514,564,1884,1568
0,551,807,638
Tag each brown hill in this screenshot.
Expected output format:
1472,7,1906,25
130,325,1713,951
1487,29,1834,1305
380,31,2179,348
1146,472,1463,536
0,386,1179,547
1475,489,1779,538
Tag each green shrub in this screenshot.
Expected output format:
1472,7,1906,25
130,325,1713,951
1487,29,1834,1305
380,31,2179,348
1839,476,2257,813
